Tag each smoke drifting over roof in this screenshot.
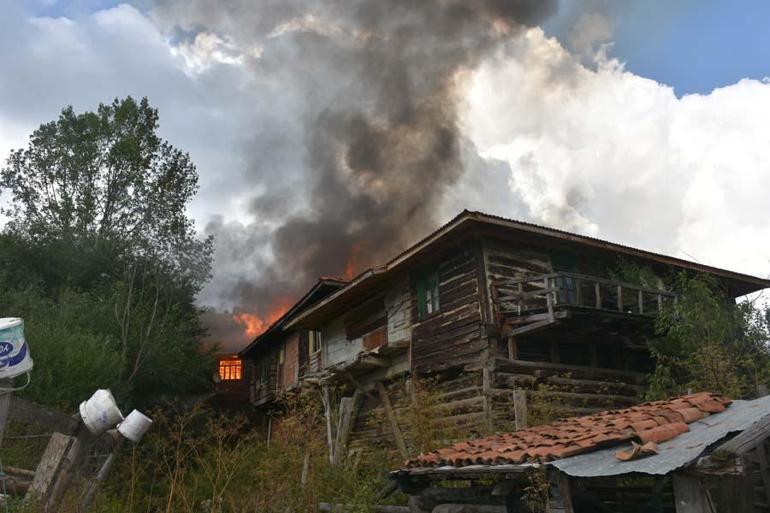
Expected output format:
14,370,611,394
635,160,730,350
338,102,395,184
154,0,557,350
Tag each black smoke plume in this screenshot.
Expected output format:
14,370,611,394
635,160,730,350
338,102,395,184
156,0,557,350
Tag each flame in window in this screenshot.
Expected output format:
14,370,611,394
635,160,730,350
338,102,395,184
218,358,242,381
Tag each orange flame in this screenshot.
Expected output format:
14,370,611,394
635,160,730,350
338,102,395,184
343,243,364,280
233,298,294,339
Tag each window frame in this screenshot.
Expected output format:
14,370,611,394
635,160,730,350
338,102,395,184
218,358,243,381
416,270,440,320
308,330,322,357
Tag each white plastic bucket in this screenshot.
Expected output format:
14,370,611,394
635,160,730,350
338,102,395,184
118,409,153,442
0,318,33,380
79,389,124,435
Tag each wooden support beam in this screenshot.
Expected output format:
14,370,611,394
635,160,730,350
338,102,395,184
79,434,124,512
321,385,335,465
673,474,712,513
507,337,518,360
360,356,390,368
344,372,377,401
482,367,493,433
714,413,770,457
755,442,770,501
513,389,528,430
333,390,362,465
376,382,409,459
547,472,574,513
45,422,94,513
26,432,74,505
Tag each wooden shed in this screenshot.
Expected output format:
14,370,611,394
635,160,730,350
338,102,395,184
391,393,770,513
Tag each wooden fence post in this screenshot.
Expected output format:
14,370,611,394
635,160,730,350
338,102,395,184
79,433,124,512
45,421,94,513
25,433,74,505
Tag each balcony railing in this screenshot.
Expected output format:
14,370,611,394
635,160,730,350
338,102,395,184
492,272,676,318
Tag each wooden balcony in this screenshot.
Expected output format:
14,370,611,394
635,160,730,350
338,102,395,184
492,272,675,336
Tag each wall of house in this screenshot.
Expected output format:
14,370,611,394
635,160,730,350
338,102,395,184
323,317,363,368
385,279,411,346
410,243,488,374
278,332,300,390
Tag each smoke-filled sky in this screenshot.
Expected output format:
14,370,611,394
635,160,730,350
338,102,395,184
3,0,770,351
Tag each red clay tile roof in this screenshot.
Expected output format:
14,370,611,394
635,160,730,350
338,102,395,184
405,392,731,468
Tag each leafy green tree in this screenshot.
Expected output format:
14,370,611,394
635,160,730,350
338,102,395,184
1,96,212,292
0,97,214,409
648,273,770,399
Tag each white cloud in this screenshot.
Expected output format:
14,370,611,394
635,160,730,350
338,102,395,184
461,28,770,279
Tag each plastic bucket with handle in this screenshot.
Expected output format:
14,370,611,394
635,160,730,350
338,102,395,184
79,389,124,435
118,410,153,442
0,318,33,380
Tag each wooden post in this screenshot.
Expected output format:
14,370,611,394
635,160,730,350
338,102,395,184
482,366,494,433
507,337,518,360
300,451,311,488
45,421,94,513
673,474,711,513
333,390,361,465
638,289,644,314
376,382,409,459
25,432,74,505
0,379,13,447
595,283,601,309
321,385,335,464
547,472,574,513
513,389,528,430
616,286,623,312
79,433,124,512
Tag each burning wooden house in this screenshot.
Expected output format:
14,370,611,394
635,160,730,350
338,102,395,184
238,210,769,459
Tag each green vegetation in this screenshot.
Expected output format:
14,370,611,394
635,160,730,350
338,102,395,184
648,272,770,399
0,97,214,410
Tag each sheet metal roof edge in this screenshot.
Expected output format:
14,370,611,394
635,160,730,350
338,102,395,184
238,277,348,358
286,210,770,330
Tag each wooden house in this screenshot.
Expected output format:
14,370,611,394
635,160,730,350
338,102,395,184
239,210,769,459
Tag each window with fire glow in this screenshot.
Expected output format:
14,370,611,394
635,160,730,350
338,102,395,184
219,359,242,381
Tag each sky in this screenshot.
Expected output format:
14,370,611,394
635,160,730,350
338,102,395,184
2,0,770,348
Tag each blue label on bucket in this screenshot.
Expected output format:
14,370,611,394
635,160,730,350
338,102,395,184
0,342,12,356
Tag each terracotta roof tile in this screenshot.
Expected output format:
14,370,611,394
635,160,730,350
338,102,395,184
404,392,731,469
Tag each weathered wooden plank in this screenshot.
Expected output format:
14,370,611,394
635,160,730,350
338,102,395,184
494,357,647,384
26,432,74,504
376,382,409,459
548,472,574,513
715,414,770,456
673,474,711,513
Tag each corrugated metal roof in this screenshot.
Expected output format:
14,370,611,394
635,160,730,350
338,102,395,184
552,394,770,477
288,210,770,329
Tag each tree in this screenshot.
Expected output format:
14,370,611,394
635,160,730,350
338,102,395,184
648,273,770,399
1,96,212,293
0,97,214,407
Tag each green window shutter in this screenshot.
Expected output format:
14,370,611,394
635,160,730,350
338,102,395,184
417,276,427,319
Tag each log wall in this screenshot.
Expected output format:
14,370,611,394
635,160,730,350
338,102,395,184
411,245,487,374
